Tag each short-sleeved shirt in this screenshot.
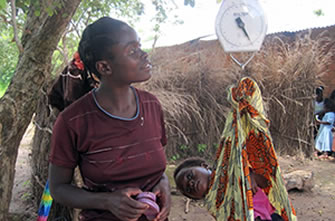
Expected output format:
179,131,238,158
49,87,167,221
314,101,324,114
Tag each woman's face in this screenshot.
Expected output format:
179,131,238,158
101,25,152,85
317,94,322,101
175,166,211,200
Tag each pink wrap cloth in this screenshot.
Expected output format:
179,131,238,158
253,187,275,220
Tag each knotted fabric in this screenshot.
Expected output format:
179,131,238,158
205,77,296,221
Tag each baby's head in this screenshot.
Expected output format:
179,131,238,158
173,158,212,200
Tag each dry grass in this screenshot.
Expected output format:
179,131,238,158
136,32,334,161
253,31,334,156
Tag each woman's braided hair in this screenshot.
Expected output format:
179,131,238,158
78,17,127,79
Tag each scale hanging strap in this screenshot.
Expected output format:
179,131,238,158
230,52,256,70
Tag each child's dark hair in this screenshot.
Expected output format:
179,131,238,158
316,86,324,95
324,98,335,112
78,17,128,78
330,90,335,100
173,157,207,180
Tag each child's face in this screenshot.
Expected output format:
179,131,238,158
175,166,211,200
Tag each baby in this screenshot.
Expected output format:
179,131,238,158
174,157,284,221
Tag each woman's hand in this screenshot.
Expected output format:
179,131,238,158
106,187,149,221
152,173,171,221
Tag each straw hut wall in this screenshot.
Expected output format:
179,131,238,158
138,30,334,161
265,25,335,96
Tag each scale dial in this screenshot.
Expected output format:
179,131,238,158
215,0,267,52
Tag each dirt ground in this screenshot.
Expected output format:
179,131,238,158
166,157,335,221
9,124,335,220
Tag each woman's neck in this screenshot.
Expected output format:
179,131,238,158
316,97,323,102
94,85,137,118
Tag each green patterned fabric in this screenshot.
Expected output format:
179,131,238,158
204,77,297,221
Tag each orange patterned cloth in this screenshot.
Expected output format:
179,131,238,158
205,77,297,221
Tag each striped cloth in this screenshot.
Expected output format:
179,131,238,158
37,180,53,221
205,77,297,221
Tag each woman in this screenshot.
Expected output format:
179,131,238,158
48,17,171,221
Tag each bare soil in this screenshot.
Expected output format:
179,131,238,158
9,125,335,221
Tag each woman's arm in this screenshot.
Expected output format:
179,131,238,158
152,173,171,221
48,163,148,221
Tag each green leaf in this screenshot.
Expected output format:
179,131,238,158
46,7,54,16
53,1,62,9
314,9,325,17
34,10,40,17
179,145,188,150
170,153,180,161
197,144,207,153
0,0,6,11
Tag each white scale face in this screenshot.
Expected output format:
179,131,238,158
215,0,267,53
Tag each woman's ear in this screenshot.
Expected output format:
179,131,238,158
200,162,210,169
96,60,112,75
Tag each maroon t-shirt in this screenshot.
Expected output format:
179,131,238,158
49,87,167,221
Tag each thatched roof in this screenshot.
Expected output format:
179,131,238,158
140,27,334,160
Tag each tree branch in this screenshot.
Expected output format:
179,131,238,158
70,20,81,38
10,0,23,53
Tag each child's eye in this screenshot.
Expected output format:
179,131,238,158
186,186,191,193
129,48,136,55
186,172,193,180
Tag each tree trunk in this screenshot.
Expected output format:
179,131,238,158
31,80,74,220
0,1,81,220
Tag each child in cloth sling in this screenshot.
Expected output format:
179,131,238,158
174,77,297,221
174,157,283,221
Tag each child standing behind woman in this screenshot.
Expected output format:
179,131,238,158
48,17,171,221
315,98,335,159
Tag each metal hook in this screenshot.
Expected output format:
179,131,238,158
229,53,256,70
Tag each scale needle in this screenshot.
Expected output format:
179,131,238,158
235,17,251,41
